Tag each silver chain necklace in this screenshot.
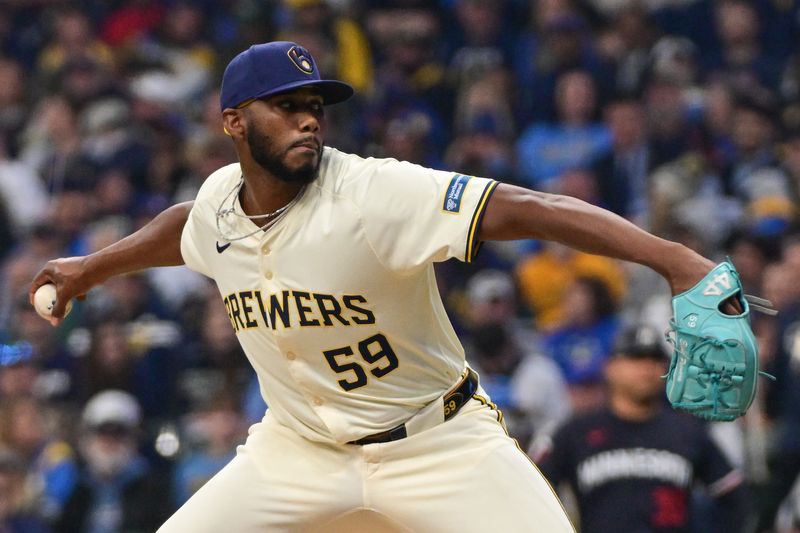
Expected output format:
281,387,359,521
215,175,306,242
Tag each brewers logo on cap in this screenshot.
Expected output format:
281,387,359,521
287,46,314,75
220,41,354,111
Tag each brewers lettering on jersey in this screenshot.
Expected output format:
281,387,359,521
221,289,375,332
30,41,726,532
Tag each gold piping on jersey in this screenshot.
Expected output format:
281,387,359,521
511,439,577,532
472,392,504,424
465,180,499,263
473,393,576,532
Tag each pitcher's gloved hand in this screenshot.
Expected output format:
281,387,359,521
665,261,776,421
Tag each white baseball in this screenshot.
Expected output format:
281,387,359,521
33,283,72,321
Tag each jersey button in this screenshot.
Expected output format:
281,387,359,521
261,244,270,255
286,351,296,360
313,397,324,406
264,271,273,280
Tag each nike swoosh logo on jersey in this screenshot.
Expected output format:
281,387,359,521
216,241,231,253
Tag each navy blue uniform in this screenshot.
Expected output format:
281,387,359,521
536,407,745,533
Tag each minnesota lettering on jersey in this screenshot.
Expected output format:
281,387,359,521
222,290,375,332
576,448,692,492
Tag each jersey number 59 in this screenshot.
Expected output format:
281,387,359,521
323,333,399,391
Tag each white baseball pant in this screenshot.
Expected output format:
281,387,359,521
157,396,574,532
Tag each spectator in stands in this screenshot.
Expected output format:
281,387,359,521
172,394,245,506
516,241,625,331
756,234,800,532
175,130,237,204
280,0,374,95
701,79,737,174
723,231,776,295
643,72,701,167
445,65,517,188
80,98,152,196
19,96,86,194
596,4,658,94
452,67,516,139
98,0,166,48
0,448,50,533
128,2,215,108
54,57,117,113
515,8,612,124
554,167,601,206
0,341,40,401
541,276,620,413
57,390,171,532
445,0,513,91
706,0,782,93
1,225,62,321
382,111,443,167
781,128,800,201
723,94,788,203
463,270,570,442
445,112,515,184
37,8,113,80
6,298,75,400
533,323,750,533
0,397,77,523
517,69,612,190
592,94,654,223
177,290,250,415
0,58,28,156
367,9,451,148
77,315,177,420
0,134,48,239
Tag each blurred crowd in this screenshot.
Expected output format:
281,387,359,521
1,0,800,531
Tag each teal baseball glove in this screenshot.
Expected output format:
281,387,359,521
665,260,775,421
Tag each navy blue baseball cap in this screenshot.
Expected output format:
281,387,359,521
220,41,354,111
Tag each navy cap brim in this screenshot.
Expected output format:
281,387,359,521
236,79,354,108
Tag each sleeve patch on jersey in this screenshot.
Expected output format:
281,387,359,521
442,174,472,213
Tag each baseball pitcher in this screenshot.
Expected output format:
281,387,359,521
31,42,736,532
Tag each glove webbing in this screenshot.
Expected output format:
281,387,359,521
665,323,774,420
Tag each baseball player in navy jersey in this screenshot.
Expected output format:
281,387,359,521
532,324,749,533
31,42,722,532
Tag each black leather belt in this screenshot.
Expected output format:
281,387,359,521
349,369,479,445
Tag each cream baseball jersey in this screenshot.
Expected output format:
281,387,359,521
181,147,498,444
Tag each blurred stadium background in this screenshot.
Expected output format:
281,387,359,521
1,0,800,531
